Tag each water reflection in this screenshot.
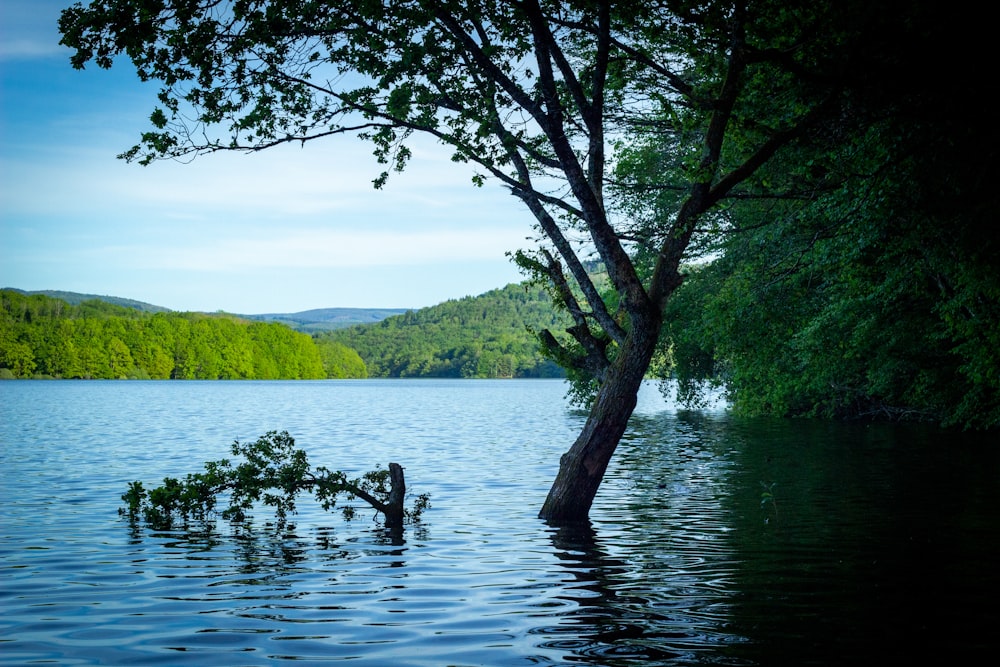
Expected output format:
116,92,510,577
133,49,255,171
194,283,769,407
577,411,1000,664
534,411,749,664
542,521,728,664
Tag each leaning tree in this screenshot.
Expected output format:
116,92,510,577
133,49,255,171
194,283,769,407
60,0,866,521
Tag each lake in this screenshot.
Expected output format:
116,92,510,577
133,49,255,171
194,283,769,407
1,379,997,665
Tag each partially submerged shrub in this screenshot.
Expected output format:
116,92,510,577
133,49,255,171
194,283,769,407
120,430,429,531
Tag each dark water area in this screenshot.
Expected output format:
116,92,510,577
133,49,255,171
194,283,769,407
1,379,997,665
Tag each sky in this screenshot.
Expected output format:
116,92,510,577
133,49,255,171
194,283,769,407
0,1,536,313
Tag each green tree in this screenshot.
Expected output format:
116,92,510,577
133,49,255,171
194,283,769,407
48,320,84,378
59,0,919,520
315,339,367,379
106,336,134,378
651,4,998,430
661,115,1000,428
0,322,36,377
73,319,111,378
291,329,325,378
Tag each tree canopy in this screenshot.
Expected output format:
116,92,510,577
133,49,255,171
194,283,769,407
654,3,998,430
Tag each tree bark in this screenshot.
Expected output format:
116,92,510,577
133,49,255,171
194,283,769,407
539,312,661,522
339,462,406,529
384,462,406,529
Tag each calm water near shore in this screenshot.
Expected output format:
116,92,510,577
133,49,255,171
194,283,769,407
1,379,997,665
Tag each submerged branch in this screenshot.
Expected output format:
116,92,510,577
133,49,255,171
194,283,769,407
119,431,429,532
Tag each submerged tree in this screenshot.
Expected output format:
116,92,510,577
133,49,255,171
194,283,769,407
61,0,885,521
121,430,429,530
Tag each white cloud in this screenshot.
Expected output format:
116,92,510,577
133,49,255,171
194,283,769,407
5,127,522,222
0,38,65,61
126,226,532,271
0,0,67,61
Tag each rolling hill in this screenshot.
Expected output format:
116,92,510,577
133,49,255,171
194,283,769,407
3,288,408,330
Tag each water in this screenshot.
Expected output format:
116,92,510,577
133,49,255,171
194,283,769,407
1,379,997,665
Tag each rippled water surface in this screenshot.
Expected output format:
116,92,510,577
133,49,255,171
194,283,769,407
1,379,997,665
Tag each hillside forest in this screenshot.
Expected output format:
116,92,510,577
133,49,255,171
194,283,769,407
0,290,353,380
0,284,567,381
317,283,570,378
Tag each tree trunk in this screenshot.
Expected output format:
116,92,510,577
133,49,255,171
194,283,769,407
539,318,660,522
384,462,406,529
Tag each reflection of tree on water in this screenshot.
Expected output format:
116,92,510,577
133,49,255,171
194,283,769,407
539,412,1000,665
538,411,747,665
722,418,1000,663
132,519,409,579
540,521,705,664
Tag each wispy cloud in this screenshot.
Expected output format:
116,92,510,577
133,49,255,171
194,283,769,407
0,0,67,61
130,227,532,271
4,129,523,221
0,38,66,61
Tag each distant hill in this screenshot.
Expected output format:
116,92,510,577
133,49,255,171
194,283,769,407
2,289,171,314
2,289,407,330
238,308,410,333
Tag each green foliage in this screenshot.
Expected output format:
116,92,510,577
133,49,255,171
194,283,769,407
658,85,1000,429
120,430,429,530
0,290,339,380
601,1,1000,431
315,340,368,379
318,283,569,379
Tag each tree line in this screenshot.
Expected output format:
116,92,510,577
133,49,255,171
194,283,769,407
0,290,364,380
317,283,570,379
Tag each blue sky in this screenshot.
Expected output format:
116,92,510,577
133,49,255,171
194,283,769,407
0,1,535,313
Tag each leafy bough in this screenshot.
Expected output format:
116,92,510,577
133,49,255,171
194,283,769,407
120,431,429,531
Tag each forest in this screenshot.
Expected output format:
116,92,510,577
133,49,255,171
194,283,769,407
0,289,363,380
0,284,568,382
317,283,570,379
646,8,999,431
